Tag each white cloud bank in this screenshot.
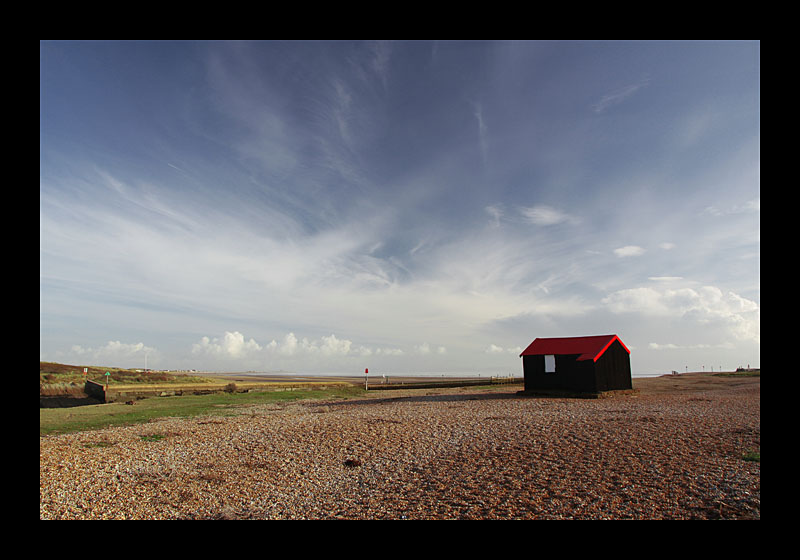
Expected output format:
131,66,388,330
65,341,156,367
192,331,262,358
188,330,438,371
602,285,759,343
485,344,523,355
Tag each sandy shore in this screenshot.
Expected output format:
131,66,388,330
40,372,759,519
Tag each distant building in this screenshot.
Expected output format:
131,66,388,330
519,334,632,394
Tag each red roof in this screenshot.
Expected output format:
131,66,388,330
519,335,630,362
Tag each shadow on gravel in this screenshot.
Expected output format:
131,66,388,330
309,391,526,408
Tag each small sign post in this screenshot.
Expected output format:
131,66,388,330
104,371,110,389
365,368,369,391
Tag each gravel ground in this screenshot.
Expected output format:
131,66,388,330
40,377,760,520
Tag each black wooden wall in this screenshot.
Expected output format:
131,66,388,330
522,353,596,393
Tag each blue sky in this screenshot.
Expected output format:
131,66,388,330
40,40,760,375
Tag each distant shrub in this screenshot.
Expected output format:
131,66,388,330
224,383,237,393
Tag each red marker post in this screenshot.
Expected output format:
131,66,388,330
365,368,369,391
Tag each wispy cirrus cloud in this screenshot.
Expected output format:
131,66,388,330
473,101,489,166
703,198,760,217
592,77,650,113
519,205,579,226
485,204,503,227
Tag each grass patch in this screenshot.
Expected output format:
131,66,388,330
40,385,364,436
742,450,760,463
714,370,760,378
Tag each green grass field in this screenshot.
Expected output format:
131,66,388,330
40,384,365,436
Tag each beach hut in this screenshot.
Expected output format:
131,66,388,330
519,334,632,394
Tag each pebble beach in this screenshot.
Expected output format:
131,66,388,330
39,373,760,520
